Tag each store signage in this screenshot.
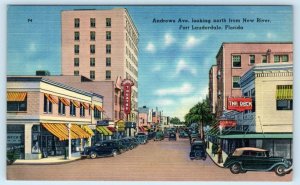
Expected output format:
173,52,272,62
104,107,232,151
97,120,109,126
7,133,22,144
219,120,237,127
125,122,136,128
227,97,252,112
121,79,134,115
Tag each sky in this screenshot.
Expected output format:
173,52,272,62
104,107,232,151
7,5,293,120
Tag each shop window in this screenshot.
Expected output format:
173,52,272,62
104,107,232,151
58,99,66,115
80,104,85,117
90,31,95,41
232,55,241,67
90,18,96,27
70,102,76,116
249,55,255,64
276,100,293,110
32,125,41,154
7,99,27,112
232,76,241,88
44,95,52,113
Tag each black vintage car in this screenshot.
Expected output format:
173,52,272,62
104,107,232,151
136,134,148,144
169,133,177,141
81,140,124,159
223,147,292,176
190,141,206,160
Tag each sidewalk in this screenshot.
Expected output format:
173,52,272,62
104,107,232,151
206,141,228,168
14,152,82,165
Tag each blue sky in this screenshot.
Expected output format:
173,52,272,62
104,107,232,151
7,5,293,120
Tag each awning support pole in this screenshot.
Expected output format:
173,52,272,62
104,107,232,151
68,123,72,159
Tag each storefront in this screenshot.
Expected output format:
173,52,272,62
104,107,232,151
125,122,137,137
115,120,125,138
7,125,25,159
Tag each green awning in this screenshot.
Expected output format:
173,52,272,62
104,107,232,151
219,133,292,139
276,85,293,100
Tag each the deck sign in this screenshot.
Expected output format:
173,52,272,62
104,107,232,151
227,97,252,112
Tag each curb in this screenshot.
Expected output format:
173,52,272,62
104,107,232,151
206,150,225,168
13,157,82,166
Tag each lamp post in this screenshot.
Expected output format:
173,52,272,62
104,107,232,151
116,125,119,139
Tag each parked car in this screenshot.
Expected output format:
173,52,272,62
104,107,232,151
169,133,177,141
81,140,124,159
154,131,164,141
121,138,135,150
190,141,206,160
135,134,148,144
179,131,189,138
223,147,292,176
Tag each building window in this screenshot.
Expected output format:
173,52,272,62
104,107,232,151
106,31,111,41
74,45,79,54
90,18,96,27
115,95,118,105
74,71,79,76
106,44,111,54
74,32,80,41
106,57,111,67
90,71,95,80
43,95,52,113
282,55,289,62
274,55,280,63
232,76,241,88
80,104,85,117
58,99,66,115
90,45,95,54
70,102,76,116
277,100,293,110
90,58,95,67
249,55,255,64
94,108,101,118
74,58,79,67
7,99,27,112
106,70,111,80
74,18,80,28
90,31,95,41
262,55,267,63
106,18,111,27
232,55,241,67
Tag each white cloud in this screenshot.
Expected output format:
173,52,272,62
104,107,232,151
247,33,257,39
154,99,175,107
176,59,197,76
164,33,175,46
267,32,277,39
152,65,162,72
185,35,207,48
29,42,37,52
146,42,156,53
155,83,194,96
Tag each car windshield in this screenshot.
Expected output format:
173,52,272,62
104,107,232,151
192,145,204,150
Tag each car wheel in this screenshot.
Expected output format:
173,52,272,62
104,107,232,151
275,165,286,176
89,151,97,159
230,163,242,174
112,150,117,157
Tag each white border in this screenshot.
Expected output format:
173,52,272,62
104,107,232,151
1,1,299,185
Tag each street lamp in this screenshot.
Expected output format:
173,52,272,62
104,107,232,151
116,125,119,139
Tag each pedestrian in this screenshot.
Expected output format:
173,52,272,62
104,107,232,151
217,145,223,163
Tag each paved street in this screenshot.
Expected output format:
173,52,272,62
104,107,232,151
7,138,292,181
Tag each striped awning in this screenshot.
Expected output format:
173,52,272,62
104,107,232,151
276,85,293,100
7,92,27,101
71,100,81,108
71,124,91,139
107,127,116,132
81,102,89,109
82,125,95,136
89,104,94,110
96,126,113,136
44,93,58,104
59,97,70,106
95,105,105,112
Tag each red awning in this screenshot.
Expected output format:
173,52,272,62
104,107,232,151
139,126,145,132
107,127,116,132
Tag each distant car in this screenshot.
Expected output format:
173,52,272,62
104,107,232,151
190,141,206,160
154,131,164,141
223,147,292,176
179,131,189,138
81,140,123,159
169,133,177,141
135,134,148,144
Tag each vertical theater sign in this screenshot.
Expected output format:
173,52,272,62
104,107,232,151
121,79,134,119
